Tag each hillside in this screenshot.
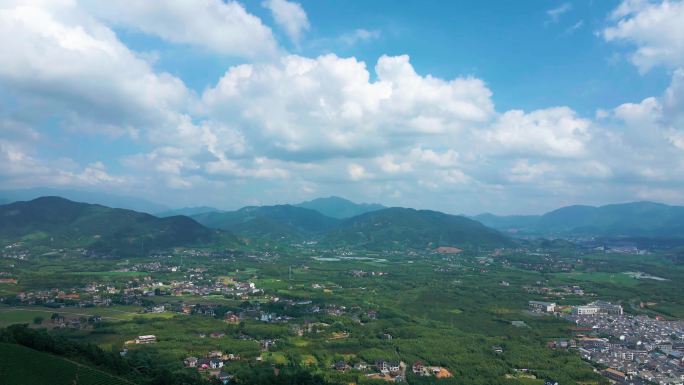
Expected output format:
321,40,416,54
0,188,168,213
473,201,684,238
192,205,340,240
296,196,385,219
0,197,237,255
0,342,134,385
324,207,513,250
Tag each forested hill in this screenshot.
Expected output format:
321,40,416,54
0,196,237,255
324,207,513,250
191,205,341,240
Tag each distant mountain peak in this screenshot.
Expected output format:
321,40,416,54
296,196,385,219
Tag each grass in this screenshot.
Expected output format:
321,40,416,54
0,342,133,385
555,271,639,286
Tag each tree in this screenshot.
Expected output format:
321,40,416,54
33,316,44,325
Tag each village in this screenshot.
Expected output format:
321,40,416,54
529,300,684,385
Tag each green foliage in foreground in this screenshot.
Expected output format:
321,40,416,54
0,324,340,385
0,342,133,385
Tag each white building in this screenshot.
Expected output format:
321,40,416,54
529,301,556,312
573,306,599,315
135,335,157,344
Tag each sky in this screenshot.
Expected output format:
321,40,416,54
1,0,683,215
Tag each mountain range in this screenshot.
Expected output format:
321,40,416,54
0,196,513,253
2,194,684,257
474,201,684,238
190,205,340,240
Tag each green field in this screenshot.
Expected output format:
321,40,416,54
0,305,176,327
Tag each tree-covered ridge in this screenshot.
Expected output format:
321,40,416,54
0,197,238,255
191,205,341,241
324,207,513,249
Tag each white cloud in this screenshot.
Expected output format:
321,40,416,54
546,3,572,23
563,19,584,35
201,54,494,159
82,0,280,57
603,0,684,72
0,138,124,188
339,29,381,46
348,163,368,181
484,107,591,158
2,0,684,212
0,1,191,138
262,0,309,44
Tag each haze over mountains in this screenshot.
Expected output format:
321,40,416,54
295,196,385,219
0,188,169,214
190,205,340,240
474,201,684,238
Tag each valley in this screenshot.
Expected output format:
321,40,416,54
0,197,683,385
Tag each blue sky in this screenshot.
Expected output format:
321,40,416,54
1,0,683,214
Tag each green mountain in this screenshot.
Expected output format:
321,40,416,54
0,196,236,255
324,207,512,250
538,202,684,237
192,205,340,240
296,196,385,219
473,201,684,237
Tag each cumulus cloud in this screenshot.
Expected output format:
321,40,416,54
0,138,125,188
603,0,684,71
82,0,280,57
262,0,309,44
2,0,684,213
201,54,494,159
0,1,191,138
484,107,591,158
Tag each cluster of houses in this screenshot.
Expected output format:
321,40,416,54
184,351,241,370
564,310,683,384
523,284,586,297
330,359,452,382
528,300,624,316
411,361,453,378
4,274,262,309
